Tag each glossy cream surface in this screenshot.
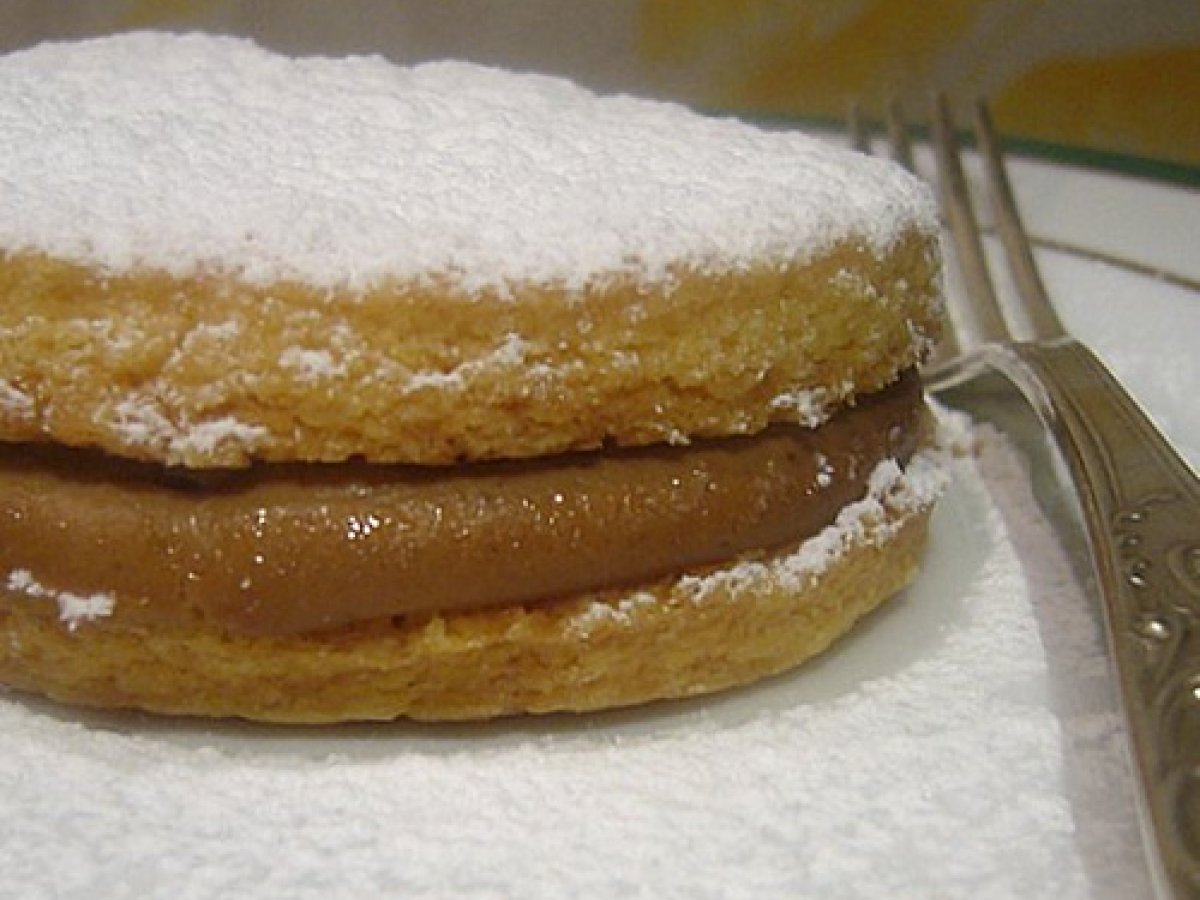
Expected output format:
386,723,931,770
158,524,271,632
0,373,925,636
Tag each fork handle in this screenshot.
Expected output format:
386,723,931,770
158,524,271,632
993,338,1200,898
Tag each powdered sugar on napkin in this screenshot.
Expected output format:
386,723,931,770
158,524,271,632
0,32,935,295
0,428,1150,900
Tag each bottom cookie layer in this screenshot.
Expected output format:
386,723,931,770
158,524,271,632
0,457,942,723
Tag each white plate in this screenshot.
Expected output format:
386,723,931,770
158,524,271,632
1,150,1196,900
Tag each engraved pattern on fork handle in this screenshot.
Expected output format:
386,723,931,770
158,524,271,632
990,338,1200,897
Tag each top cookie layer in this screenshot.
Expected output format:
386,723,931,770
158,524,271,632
0,32,931,295
0,33,942,467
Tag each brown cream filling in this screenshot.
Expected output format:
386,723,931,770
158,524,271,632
0,371,927,637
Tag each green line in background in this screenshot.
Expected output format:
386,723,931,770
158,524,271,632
1003,135,1200,189
728,111,1200,189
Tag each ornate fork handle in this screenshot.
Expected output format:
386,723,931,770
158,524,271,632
992,337,1200,897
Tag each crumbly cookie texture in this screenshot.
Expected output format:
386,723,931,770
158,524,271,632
0,453,944,723
0,34,941,467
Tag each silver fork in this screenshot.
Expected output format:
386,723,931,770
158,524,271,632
853,97,1200,899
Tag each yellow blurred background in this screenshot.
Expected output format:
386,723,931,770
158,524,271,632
641,0,1200,170
2,0,1197,170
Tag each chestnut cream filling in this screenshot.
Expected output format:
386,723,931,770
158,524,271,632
0,372,928,637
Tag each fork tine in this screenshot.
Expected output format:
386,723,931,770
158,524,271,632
971,102,1067,340
881,100,962,367
884,98,915,172
847,102,871,154
929,94,1012,347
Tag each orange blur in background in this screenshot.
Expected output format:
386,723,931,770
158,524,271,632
2,0,1196,169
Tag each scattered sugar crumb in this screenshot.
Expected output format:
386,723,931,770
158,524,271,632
5,568,115,629
103,397,268,464
405,333,535,393
64,317,143,355
279,346,346,382
815,452,835,488
175,417,269,459
0,378,34,420
180,320,241,347
665,428,691,446
108,396,175,448
569,592,659,637
830,267,883,304
769,385,835,427
931,397,980,456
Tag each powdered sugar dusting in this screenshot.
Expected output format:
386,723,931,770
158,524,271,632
814,453,835,488
563,448,948,641
178,417,271,458
675,450,948,607
102,396,268,464
403,333,536,393
106,397,176,449
0,33,936,295
278,347,345,382
0,379,34,421
569,591,660,636
5,568,115,629
769,384,836,427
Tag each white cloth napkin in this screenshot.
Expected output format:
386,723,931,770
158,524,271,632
0,432,1151,899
